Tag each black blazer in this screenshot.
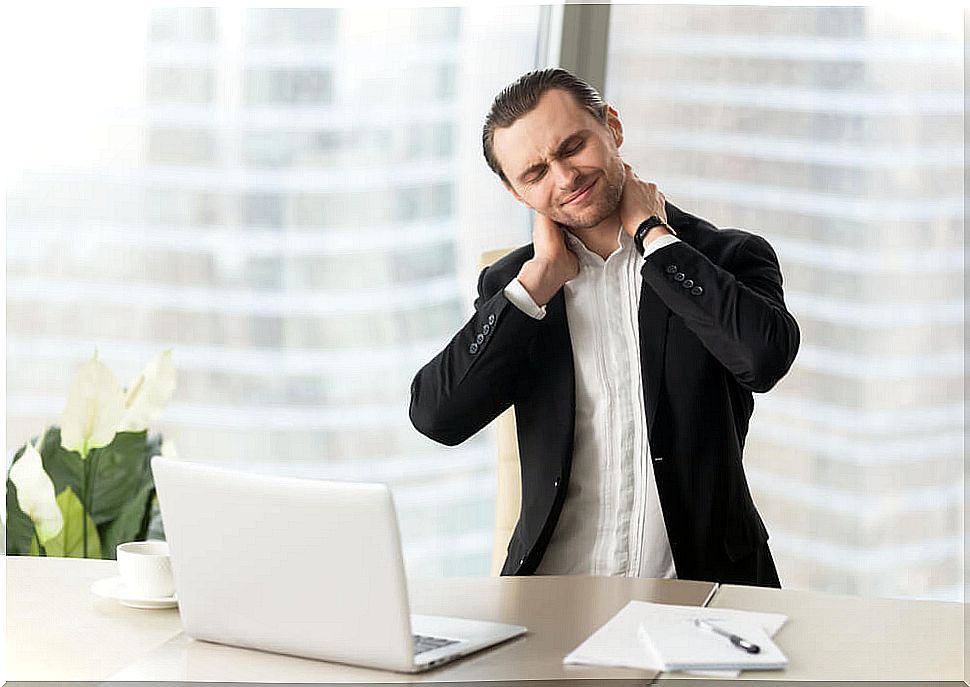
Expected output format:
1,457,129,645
410,203,800,587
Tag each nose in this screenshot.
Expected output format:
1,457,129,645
550,159,581,190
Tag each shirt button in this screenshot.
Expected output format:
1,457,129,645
653,455,664,463
488,313,496,325
483,324,491,335
519,557,525,565
665,265,678,274
691,286,703,296
469,342,479,354
682,278,694,288
476,333,484,344
674,272,685,282
554,478,560,488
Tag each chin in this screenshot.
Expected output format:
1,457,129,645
556,200,616,231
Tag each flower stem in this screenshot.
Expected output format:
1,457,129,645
34,530,46,557
87,449,98,558
82,453,90,558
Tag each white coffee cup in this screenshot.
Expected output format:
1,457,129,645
117,541,175,599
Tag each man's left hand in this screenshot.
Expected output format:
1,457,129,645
619,162,671,246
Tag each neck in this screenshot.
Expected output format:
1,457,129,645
571,211,622,260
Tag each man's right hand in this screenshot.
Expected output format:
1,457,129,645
515,212,580,306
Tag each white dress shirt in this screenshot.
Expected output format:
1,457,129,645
504,228,680,578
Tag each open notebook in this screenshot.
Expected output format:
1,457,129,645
564,600,788,677
637,615,788,671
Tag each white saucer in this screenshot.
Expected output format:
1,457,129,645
91,576,178,609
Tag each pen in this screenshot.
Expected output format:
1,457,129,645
694,619,761,654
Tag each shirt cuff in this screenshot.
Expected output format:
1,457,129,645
641,233,680,260
504,278,547,320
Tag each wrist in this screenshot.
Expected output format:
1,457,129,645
643,224,672,247
633,215,671,255
517,258,565,306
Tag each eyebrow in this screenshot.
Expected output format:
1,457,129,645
516,130,590,183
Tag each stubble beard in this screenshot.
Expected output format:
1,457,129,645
552,159,625,232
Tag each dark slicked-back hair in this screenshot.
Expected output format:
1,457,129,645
482,67,608,186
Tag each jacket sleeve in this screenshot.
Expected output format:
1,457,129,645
641,233,800,393
409,266,542,446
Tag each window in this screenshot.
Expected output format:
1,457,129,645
606,4,963,601
147,66,215,105
245,68,333,106
7,5,541,577
246,8,338,46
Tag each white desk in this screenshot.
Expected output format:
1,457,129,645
6,556,714,682
707,583,965,682
6,556,964,683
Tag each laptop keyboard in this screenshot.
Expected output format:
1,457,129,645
413,633,460,655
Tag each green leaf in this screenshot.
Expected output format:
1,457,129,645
37,427,84,498
44,487,101,558
11,426,162,558
6,476,37,555
101,483,155,559
88,431,151,526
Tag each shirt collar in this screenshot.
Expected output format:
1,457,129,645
563,225,633,265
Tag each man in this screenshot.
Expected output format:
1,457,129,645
409,68,799,587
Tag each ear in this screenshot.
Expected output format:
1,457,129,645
605,105,624,149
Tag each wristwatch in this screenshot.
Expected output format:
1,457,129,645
633,215,668,255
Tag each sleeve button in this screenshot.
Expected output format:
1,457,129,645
488,314,496,325
691,286,703,296
665,264,678,274
682,278,694,288
674,272,685,282
483,323,491,334
469,342,479,354
476,333,485,344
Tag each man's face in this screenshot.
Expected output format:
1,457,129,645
492,88,626,231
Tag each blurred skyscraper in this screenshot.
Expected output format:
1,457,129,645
7,5,962,599
606,5,963,600
6,6,539,576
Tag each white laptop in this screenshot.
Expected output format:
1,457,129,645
150,457,526,673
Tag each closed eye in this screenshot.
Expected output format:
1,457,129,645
521,136,585,184
563,140,583,155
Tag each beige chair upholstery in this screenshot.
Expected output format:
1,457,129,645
479,248,523,576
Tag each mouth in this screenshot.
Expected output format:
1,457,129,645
562,178,597,206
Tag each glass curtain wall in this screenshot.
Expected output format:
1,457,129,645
606,4,963,601
9,4,963,599
6,5,541,576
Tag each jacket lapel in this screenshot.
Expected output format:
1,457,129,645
545,289,575,471
639,264,670,438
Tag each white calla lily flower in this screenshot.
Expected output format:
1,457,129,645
60,351,125,458
10,442,64,544
120,349,176,432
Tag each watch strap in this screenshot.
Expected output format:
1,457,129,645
634,215,666,255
